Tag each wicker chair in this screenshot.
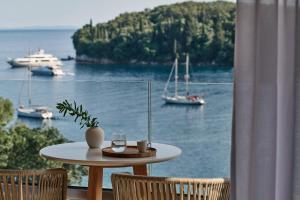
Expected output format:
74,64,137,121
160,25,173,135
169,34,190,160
111,173,230,200
0,168,68,200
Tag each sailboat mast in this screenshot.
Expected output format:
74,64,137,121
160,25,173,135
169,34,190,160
28,66,32,106
174,57,178,97
185,53,190,95
174,40,178,97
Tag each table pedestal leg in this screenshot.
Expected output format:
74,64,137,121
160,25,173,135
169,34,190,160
133,164,148,176
87,166,103,200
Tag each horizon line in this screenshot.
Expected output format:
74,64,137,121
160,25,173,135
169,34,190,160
0,25,80,30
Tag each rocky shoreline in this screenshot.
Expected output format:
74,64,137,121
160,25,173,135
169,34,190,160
75,55,231,67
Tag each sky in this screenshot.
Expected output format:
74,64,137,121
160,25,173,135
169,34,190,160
0,0,227,29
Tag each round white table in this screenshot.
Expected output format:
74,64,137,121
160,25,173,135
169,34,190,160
40,141,181,200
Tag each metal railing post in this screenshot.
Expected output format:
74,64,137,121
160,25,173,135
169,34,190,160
147,81,152,147
147,81,153,175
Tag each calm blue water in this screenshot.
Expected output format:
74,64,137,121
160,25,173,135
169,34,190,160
0,30,233,187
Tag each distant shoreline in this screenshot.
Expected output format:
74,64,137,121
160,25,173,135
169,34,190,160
75,55,232,67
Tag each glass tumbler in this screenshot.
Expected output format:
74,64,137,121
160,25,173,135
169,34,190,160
111,134,127,152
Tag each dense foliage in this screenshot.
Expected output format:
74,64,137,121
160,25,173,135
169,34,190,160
0,98,87,184
0,97,13,126
72,1,236,66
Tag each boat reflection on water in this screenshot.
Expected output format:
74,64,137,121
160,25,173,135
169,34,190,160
31,65,64,76
16,117,53,129
161,103,205,112
41,119,53,129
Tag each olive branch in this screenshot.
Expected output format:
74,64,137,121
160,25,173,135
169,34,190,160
56,100,100,129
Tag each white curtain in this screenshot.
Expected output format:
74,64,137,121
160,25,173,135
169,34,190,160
231,0,300,199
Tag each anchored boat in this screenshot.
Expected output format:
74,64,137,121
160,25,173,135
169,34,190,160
7,49,62,68
17,67,53,119
18,106,53,119
162,51,205,105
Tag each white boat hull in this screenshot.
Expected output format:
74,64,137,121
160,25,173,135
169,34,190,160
7,61,30,68
7,49,62,68
162,95,205,105
31,66,64,76
8,60,62,68
17,107,53,119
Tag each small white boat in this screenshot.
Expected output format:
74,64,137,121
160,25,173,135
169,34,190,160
162,45,205,105
18,106,53,119
7,49,62,68
17,67,53,119
31,65,64,76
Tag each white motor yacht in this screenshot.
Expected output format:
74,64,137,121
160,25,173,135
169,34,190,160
7,49,63,68
31,65,64,76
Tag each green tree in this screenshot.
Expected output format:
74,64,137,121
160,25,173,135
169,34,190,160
89,19,95,42
72,1,236,66
0,98,87,185
0,97,13,126
0,129,12,168
5,124,87,184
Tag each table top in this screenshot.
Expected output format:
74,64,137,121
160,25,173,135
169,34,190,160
40,141,182,167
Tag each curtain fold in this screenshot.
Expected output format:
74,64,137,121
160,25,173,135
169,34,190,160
231,0,300,199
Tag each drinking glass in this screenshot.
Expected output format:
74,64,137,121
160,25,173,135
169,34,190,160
111,134,127,152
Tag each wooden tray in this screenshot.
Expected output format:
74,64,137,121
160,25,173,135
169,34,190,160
102,146,156,158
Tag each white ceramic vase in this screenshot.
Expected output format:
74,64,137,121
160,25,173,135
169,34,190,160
85,127,105,149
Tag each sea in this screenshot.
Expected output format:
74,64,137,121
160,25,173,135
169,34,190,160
0,29,233,187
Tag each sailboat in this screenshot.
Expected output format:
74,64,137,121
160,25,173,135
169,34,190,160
162,53,205,105
17,66,53,119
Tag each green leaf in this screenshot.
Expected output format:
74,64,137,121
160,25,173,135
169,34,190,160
56,100,100,129
63,109,67,117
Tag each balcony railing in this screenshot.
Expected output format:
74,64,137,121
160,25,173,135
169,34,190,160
0,79,232,188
